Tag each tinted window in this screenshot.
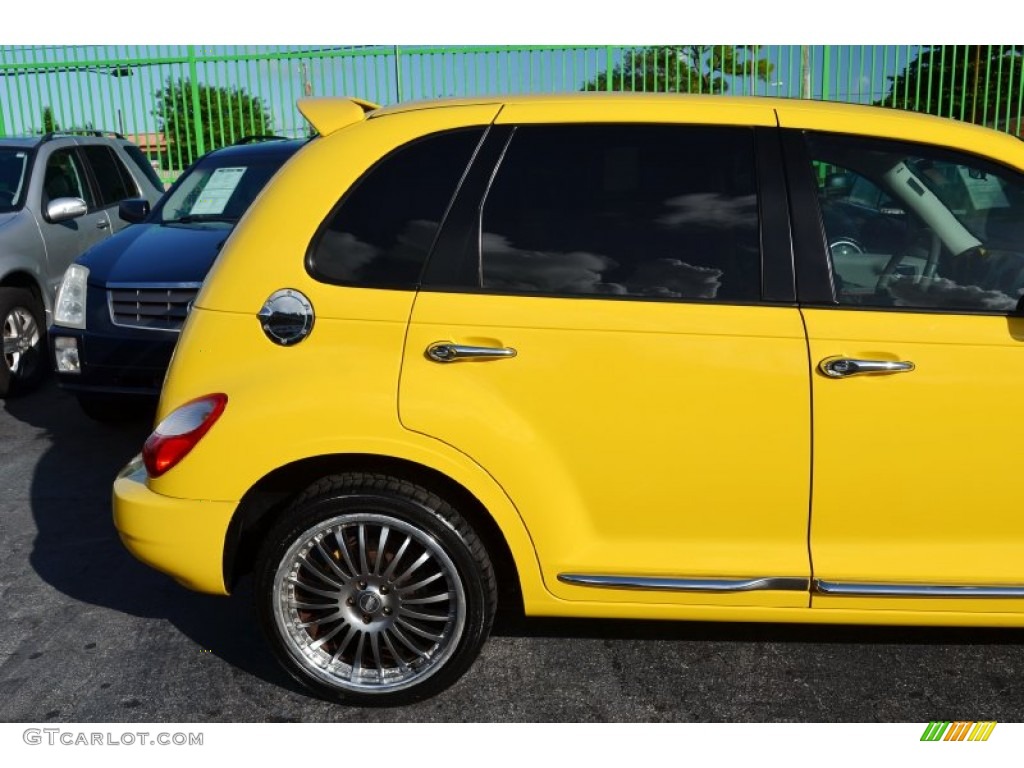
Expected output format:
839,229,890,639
122,143,165,191
43,149,93,207
0,148,30,211
810,132,1024,313
308,128,485,289
82,145,137,205
476,124,761,301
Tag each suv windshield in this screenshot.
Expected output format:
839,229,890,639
0,148,30,212
158,150,290,224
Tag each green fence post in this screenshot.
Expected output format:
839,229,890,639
821,45,831,101
606,46,613,91
394,45,403,103
188,45,205,159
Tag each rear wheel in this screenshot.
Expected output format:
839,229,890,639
255,473,497,706
0,287,46,398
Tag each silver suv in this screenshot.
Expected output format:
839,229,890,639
0,131,164,396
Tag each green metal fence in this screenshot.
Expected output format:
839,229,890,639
2,45,1022,181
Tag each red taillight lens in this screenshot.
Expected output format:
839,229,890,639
143,394,227,478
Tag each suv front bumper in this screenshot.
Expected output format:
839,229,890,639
50,325,176,397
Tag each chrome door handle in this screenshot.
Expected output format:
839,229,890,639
97,220,109,229
426,342,517,363
819,356,915,378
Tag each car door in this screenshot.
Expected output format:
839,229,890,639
37,147,112,297
399,113,813,609
79,144,143,235
786,127,1024,613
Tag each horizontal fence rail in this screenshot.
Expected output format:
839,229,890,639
2,45,1022,182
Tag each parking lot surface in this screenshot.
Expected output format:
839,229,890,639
2,381,1024,722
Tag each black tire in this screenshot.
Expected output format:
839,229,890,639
0,287,47,398
77,393,155,423
254,472,497,706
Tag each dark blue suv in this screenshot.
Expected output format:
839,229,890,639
48,136,306,421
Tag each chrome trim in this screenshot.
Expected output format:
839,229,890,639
819,356,915,378
426,341,517,363
813,580,1024,598
106,281,205,290
258,288,314,347
107,282,202,333
558,574,809,593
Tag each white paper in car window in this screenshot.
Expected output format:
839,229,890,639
189,167,246,215
957,166,1009,210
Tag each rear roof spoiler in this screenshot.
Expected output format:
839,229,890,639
297,98,380,137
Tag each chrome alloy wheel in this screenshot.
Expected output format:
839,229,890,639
272,512,467,695
3,306,39,376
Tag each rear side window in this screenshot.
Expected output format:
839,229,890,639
82,145,138,206
475,124,761,302
308,128,484,289
121,143,165,191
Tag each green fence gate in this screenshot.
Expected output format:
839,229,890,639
2,45,1022,180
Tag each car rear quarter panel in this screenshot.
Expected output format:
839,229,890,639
194,104,503,319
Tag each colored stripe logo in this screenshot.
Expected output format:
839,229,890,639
921,721,997,741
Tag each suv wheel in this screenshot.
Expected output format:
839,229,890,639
0,288,46,398
255,473,497,706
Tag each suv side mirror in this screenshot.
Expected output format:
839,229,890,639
118,198,151,224
46,197,88,223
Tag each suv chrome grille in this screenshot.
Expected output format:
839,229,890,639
108,283,202,331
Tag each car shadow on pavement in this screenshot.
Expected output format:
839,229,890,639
492,612,1021,647
9,382,1023,716
7,382,301,696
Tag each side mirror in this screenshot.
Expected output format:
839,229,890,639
824,172,853,198
118,198,151,224
46,196,88,223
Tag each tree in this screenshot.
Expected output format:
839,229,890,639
583,46,774,94
40,106,60,134
876,46,1024,129
154,77,273,170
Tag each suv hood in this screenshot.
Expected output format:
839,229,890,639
78,222,233,284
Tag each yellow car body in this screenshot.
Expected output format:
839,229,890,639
114,93,1024,703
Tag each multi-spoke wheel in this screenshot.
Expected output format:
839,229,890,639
0,287,46,398
256,473,497,706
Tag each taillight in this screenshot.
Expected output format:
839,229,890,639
143,394,227,478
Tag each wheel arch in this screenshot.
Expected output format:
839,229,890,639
224,453,526,615
0,268,46,308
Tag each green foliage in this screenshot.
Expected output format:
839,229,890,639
40,106,60,134
876,46,1024,128
154,77,273,170
582,46,774,94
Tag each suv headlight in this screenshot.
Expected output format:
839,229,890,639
54,264,89,328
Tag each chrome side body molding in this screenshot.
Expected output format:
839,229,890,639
557,574,809,592
813,580,1024,598
558,574,1024,599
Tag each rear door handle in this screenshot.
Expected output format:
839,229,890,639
426,342,517,363
97,220,110,229
819,356,915,378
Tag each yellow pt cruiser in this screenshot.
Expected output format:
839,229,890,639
114,92,1024,705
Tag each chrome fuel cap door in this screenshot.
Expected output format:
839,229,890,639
258,289,314,346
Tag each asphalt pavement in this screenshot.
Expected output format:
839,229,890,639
2,380,1024,723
